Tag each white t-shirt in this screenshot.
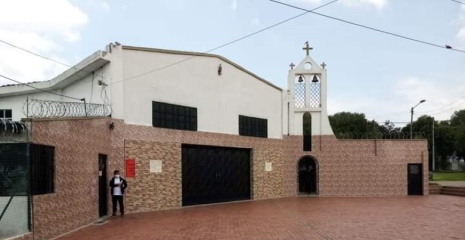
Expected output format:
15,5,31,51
113,178,122,196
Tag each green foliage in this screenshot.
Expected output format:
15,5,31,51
328,112,370,133
432,172,465,181
328,109,465,169
303,112,312,135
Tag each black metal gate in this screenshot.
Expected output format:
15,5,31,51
181,144,251,206
98,154,108,217
407,163,423,195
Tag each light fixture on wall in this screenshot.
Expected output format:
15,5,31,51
98,80,108,87
298,75,304,82
218,64,222,75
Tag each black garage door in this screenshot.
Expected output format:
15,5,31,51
182,144,251,206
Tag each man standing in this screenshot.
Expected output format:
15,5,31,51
109,170,128,217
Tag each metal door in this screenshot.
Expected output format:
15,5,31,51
407,163,423,195
182,144,251,206
98,154,108,217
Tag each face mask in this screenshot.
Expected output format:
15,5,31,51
115,175,120,178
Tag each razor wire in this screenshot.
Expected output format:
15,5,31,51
22,99,111,119
334,131,427,140
0,120,28,143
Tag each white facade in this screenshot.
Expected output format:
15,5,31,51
287,45,334,136
0,42,335,139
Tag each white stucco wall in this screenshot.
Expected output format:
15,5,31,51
120,48,284,139
287,55,334,136
0,196,29,239
0,68,108,121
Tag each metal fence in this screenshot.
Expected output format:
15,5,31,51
334,131,427,140
22,98,111,119
0,142,55,239
0,143,31,239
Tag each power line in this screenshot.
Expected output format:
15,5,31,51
0,74,83,101
0,39,106,80
450,0,465,5
269,0,465,54
111,0,339,84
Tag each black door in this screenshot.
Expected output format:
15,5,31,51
407,163,423,195
98,154,108,217
182,144,251,206
298,156,318,195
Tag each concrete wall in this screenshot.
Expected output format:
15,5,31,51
0,196,29,239
120,48,284,139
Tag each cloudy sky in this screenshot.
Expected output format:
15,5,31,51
0,0,464,124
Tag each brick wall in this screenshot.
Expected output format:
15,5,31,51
120,121,284,213
29,118,113,240
28,118,428,239
283,135,428,197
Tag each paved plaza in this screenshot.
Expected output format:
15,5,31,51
59,196,465,240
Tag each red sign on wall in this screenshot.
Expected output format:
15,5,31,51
125,158,136,178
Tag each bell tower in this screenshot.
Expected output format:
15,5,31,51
287,42,334,136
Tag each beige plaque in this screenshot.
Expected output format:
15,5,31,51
150,160,162,173
265,162,272,172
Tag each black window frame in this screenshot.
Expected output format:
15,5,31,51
152,101,197,131
0,109,12,120
239,115,268,138
30,144,55,195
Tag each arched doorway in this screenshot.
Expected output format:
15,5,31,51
298,156,318,195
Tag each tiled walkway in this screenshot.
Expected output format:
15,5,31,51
59,196,465,240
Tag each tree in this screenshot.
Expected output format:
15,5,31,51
450,110,465,126
328,112,370,133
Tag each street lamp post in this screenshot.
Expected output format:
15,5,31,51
410,99,426,139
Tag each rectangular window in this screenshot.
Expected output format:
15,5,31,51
152,101,197,131
0,109,12,121
30,144,55,195
239,115,268,138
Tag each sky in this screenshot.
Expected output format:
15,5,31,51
0,0,464,126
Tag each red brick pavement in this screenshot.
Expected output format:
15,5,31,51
58,196,465,240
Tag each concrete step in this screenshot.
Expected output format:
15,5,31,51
439,186,465,197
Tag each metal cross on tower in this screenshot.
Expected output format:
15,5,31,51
290,63,295,70
303,42,313,56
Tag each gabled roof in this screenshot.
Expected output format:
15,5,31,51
0,51,109,97
122,45,282,91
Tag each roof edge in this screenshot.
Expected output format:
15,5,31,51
122,45,283,91
0,51,109,96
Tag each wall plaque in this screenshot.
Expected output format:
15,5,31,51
125,158,136,178
265,162,272,172
150,160,162,173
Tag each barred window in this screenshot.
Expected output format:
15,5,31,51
239,115,267,138
152,101,197,131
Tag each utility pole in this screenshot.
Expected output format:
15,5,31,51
432,117,435,172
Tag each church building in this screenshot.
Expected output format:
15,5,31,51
0,42,427,240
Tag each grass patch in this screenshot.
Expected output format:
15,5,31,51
432,172,465,181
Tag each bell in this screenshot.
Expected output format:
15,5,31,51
298,75,304,83
312,75,319,83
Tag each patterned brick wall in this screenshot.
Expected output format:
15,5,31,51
29,118,113,240
283,135,428,197
28,118,428,239
119,121,284,213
